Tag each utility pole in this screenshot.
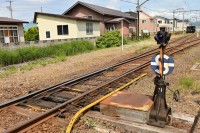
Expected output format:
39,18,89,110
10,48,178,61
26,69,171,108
6,0,13,18
173,10,175,32
121,19,124,52
137,0,140,40
182,12,185,33
136,0,149,40
41,7,43,12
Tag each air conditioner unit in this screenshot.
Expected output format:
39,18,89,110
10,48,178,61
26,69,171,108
4,37,10,44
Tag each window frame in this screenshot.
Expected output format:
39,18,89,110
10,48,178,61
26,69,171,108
57,25,69,35
0,26,18,43
86,22,93,35
46,31,50,39
142,20,147,24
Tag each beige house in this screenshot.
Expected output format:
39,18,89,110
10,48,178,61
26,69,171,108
34,12,100,40
63,1,136,37
0,17,28,44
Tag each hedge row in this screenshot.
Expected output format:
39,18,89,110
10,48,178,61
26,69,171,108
0,40,94,66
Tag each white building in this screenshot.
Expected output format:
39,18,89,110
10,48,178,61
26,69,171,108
154,16,190,32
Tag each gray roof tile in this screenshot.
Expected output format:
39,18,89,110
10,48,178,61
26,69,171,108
0,17,28,23
63,1,136,19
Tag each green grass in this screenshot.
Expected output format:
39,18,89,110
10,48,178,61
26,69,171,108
179,76,194,89
0,40,94,66
0,66,18,78
84,117,96,128
135,46,150,53
0,56,67,78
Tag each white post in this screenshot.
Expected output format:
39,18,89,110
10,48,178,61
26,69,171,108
182,12,184,33
121,20,124,51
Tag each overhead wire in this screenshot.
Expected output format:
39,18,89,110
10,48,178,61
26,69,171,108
142,6,172,15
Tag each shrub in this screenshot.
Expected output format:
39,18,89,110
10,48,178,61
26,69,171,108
0,40,94,66
96,30,127,48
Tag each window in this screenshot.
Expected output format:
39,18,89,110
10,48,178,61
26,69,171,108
86,22,93,34
57,25,68,35
142,20,146,24
106,25,116,31
87,16,93,19
83,16,93,19
158,20,162,24
0,30,4,43
129,28,133,33
46,31,50,38
0,26,18,43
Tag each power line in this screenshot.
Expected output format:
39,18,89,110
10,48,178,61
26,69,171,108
6,0,13,18
120,0,137,5
184,0,191,10
142,6,172,14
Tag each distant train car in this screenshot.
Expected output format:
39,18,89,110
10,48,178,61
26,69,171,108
186,26,196,33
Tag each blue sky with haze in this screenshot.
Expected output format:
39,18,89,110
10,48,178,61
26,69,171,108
0,0,200,22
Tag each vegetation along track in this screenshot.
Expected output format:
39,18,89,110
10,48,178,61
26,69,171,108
0,35,199,133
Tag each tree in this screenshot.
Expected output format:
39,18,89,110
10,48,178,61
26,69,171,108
24,27,39,41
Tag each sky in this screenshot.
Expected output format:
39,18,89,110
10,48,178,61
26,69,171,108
0,0,200,22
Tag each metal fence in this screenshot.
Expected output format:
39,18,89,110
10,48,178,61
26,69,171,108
0,37,98,50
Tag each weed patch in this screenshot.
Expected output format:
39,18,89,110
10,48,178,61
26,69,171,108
179,76,194,89
135,46,150,53
84,117,96,128
0,66,17,78
0,40,94,66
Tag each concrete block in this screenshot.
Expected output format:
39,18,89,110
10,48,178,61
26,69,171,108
100,91,153,123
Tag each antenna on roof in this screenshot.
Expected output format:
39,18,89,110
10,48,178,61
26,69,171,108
6,0,13,18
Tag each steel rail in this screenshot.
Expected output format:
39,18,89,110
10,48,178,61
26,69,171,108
0,35,194,109
4,61,150,133
3,36,200,133
0,46,158,109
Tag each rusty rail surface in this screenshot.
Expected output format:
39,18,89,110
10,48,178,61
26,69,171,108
1,35,199,133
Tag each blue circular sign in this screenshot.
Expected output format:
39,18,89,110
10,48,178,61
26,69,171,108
151,54,174,76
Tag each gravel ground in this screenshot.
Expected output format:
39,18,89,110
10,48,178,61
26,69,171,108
0,34,199,133
0,34,187,103
0,42,155,103
71,44,200,133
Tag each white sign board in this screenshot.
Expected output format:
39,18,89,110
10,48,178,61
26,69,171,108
4,37,10,43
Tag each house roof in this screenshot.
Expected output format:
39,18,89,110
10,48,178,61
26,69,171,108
33,12,101,23
141,11,155,20
0,17,28,23
125,11,137,19
126,11,155,20
105,18,130,23
177,19,190,22
63,1,136,19
154,16,169,20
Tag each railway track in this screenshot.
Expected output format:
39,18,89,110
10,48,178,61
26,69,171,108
0,35,199,133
